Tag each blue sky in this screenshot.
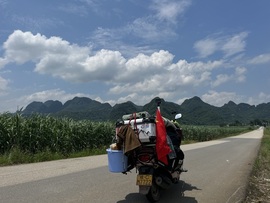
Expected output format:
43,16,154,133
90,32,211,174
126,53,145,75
0,0,270,112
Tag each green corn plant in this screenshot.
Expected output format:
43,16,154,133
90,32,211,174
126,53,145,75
0,113,252,158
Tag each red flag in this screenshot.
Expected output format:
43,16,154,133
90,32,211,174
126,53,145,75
155,109,171,165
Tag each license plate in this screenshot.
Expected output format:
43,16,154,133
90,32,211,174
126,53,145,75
136,174,152,186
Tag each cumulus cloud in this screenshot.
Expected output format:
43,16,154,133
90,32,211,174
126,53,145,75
202,91,242,107
2,30,125,82
3,30,90,65
1,30,225,89
211,66,246,87
110,58,223,95
116,50,174,83
248,92,270,105
194,32,248,58
0,30,252,108
202,90,270,107
211,74,231,87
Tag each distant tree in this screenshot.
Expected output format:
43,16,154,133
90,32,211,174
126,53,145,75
250,119,262,126
234,120,242,126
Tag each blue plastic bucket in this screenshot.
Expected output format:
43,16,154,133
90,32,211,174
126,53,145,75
106,149,128,173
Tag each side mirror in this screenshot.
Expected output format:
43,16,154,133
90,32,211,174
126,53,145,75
175,113,182,119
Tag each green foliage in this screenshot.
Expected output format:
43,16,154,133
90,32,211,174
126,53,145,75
182,125,252,142
0,112,253,165
0,113,114,156
257,127,270,169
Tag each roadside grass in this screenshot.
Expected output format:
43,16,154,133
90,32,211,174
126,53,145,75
244,127,270,202
0,146,107,166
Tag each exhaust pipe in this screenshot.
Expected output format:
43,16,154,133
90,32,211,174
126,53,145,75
155,175,172,189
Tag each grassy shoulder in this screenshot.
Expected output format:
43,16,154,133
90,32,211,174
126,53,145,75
0,146,107,166
244,127,270,202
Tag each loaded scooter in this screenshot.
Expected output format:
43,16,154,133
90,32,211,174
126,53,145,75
107,103,187,202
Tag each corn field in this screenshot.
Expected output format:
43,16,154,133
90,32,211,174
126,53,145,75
182,125,252,142
0,113,114,155
0,113,252,156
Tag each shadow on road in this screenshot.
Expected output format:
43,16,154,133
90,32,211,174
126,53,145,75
117,180,200,203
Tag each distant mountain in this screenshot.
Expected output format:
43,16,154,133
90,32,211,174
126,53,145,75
44,100,63,113
23,97,112,121
180,96,220,125
109,101,143,120
22,96,270,125
23,100,63,114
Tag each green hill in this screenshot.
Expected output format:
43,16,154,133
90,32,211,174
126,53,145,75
22,96,270,125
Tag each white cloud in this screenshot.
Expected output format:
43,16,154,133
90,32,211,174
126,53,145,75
110,59,223,98
89,27,152,58
151,0,192,23
2,30,225,87
0,76,9,93
90,16,177,51
18,89,94,108
222,32,248,57
211,66,246,87
235,67,246,82
248,53,270,64
248,92,270,105
128,17,177,42
0,57,9,68
202,91,241,107
211,74,231,87
193,38,218,58
0,30,253,109
88,1,188,54
3,30,89,65
0,88,103,112
202,91,270,107
116,50,174,83
2,30,126,82
194,32,248,58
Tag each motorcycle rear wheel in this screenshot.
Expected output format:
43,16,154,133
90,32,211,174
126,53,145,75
146,182,160,202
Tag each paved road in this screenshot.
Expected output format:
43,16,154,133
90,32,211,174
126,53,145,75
0,129,263,203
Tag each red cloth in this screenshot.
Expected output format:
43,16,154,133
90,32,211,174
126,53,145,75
155,109,171,165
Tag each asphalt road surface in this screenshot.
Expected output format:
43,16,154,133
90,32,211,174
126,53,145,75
0,128,263,203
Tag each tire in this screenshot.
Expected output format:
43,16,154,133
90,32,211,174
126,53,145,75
146,182,161,202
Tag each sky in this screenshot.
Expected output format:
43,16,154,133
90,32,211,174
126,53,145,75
0,0,270,113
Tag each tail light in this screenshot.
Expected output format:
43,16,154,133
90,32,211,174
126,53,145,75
138,153,152,163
